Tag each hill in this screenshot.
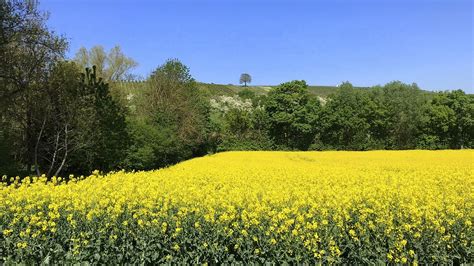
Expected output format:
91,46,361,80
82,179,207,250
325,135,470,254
112,81,443,101
111,81,372,100
196,82,372,98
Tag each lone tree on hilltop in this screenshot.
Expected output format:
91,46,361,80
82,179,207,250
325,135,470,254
239,73,252,87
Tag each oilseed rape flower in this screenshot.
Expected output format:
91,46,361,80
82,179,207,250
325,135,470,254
0,150,473,264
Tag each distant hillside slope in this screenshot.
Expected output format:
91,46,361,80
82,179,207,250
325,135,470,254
196,82,370,98
111,81,441,101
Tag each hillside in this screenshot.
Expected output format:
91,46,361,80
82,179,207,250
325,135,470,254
112,81,371,99
196,82,361,98
112,81,442,101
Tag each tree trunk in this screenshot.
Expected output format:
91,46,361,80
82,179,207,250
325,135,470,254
53,124,69,177
34,117,47,176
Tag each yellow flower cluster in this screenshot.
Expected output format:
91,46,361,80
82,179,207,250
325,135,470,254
1,150,473,263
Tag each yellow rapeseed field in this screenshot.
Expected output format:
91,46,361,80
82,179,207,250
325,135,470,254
1,150,473,263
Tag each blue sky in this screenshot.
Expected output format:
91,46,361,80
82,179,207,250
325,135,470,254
41,0,473,92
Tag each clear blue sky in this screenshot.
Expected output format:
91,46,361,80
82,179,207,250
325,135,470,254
40,0,473,92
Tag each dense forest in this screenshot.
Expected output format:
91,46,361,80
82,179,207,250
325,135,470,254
1,1,473,177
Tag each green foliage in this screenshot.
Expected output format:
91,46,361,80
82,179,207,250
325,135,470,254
122,119,184,170
419,90,474,149
73,45,138,81
123,59,211,170
30,63,130,175
79,66,130,173
216,107,274,151
375,82,426,149
0,0,67,176
194,82,378,99
0,128,18,176
319,82,373,150
2,0,471,180
239,73,252,86
265,80,320,150
33,61,89,176
238,88,256,100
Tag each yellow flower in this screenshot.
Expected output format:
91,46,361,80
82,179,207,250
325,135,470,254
16,242,28,249
3,229,13,236
0,150,472,261
387,253,393,261
349,229,356,237
172,244,180,251
400,239,407,246
292,229,298,236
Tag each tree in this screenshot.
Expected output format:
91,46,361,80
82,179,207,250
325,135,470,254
124,59,211,170
0,126,18,176
375,81,427,149
210,95,273,151
239,73,252,87
145,59,209,146
70,66,130,173
419,90,474,149
28,62,129,176
265,80,320,150
0,0,67,175
319,82,373,150
445,90,474,148
31,61,86,176
74,45,138,81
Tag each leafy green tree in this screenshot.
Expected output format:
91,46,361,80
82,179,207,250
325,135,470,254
122,119,180,170
418,99,455,149
319,82,373,150
72,66,130,173
28,62,129,176
145,59,210,149
0,127,18,176
367,81,427,149
125,59,211,170
446,90,474,148
210,95,274,151
0,0,67,175
31,61,86,176
239,73,252,87
364,86,390,148
265,80,320,150
419,90,474,149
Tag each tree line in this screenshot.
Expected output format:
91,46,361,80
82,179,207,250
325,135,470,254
1,0,473,177
216,81,473,152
